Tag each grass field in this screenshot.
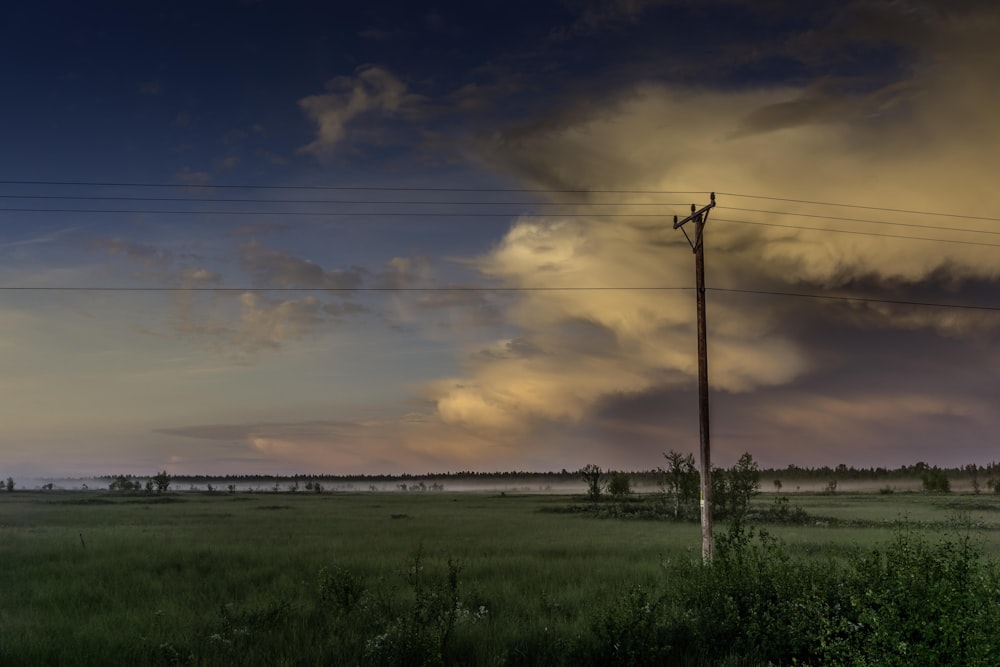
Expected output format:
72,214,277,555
2,488,1000,665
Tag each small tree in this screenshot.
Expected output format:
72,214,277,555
773,479,782,493
728,452,760,519
607,471,631,499
152,470,172,494
109,475,138,492
965,464,981,494
4,477,12,492
580,464,604,502
660,451,699,519
921,467,951,493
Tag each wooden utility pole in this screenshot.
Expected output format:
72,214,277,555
674,192,716,562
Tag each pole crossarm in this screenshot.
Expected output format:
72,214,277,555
673,192,716,252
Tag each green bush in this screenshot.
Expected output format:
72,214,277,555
607,472,632,499
573,524,1000,666
922,467,952,492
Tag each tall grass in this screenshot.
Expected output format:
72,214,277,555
2,491,1000,664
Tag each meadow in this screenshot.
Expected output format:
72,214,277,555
2,487,1000,665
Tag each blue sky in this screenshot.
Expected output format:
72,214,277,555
2,0,1000,478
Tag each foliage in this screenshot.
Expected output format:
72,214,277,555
759,495,810,524
726,452,760,519
922,467,952,492
109,474,141,492
361,549,466,666
660,451,761,521
659,451,699,520
579,464,604,502
584,524,1000,666
967,464,981,494
607,472,632,499
4,477,13,492
317,566,367,614
153,470,172,494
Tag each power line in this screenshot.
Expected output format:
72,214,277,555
0,179,709,195
1,283,998,313
0,286,691,292
713,217,1000,249
717,206,1000,237
708,287,1000,313
717,192,1000,223
4,181,996,222
0,207,681,218
5,207,1000,247
0,194,690,207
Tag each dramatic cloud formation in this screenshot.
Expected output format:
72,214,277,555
421,6,1000,464
6,0,1000,476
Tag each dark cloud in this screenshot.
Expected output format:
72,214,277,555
373,255,432,289
91,237,171,270
474,337,543,361
239,240,366,290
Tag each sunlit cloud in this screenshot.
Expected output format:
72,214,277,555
422,8,1000,460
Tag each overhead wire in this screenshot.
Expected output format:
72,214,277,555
0,179,709,195
2,180,997,221
716,206,1000,236
0,194,689,206
712,217,1000,248
0,207,683,218
716,191,1000,223
2,183,1000,312
0,284,996,313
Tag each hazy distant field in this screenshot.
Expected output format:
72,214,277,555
2,489,999,665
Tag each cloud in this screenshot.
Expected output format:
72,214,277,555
239,240,366,290
298,65,422,155
425,7,1000,457
154,413,508,473
175,166,212,186
179,267,222,287
554,0,667,38
234,292,324,351
91,237,172,271
374,255,431,289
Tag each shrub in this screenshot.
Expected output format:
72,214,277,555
659,451,699,520
580,464,604,502
921,467,951,492
607,472,631,499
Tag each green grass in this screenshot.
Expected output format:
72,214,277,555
2,489,1000,664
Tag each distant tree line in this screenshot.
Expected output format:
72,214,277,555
106,471,172,493
54,461,1000,496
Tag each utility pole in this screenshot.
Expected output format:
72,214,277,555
674,192,716,562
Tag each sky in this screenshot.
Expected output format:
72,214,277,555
2,0,999,478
